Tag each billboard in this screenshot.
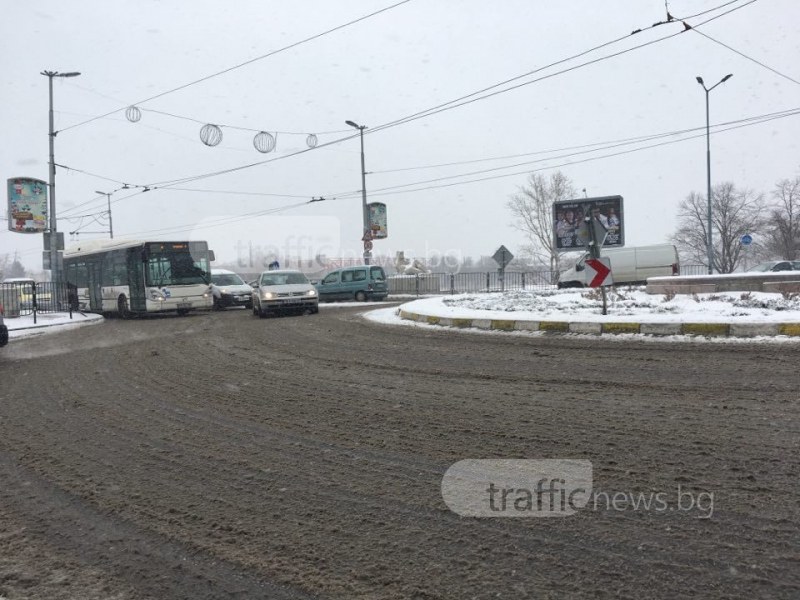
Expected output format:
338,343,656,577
8,177,48,233
367,202,387,239
553,195,624,252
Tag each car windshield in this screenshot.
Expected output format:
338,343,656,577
260,272,309,286
212,274,245,286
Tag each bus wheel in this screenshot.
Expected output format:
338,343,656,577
118,295,131,319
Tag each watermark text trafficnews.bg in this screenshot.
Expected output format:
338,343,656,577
441,460,714,519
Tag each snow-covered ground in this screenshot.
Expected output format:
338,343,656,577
5,312,104,339
390,288,800,324
362,288,800,344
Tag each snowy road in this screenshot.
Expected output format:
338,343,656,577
0,305,797,599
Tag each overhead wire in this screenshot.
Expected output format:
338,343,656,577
81,0,759,193
690,29,800,86
56,0,414,135
331,108,800,200
54,102,797,223
65,104,800,243
367,0,759,135
49,0,767,229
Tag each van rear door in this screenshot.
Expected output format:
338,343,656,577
634,245,678,280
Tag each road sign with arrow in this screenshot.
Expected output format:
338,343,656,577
584,257,613,287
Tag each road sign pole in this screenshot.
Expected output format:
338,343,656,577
584,207,608,315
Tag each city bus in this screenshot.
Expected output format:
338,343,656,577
63,239,215,317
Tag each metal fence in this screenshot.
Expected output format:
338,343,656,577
680,264,709,276
0,281,73,322
389,264,710,296
389,271,559,296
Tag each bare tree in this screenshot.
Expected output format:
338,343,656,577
763,175,800,260
672,182,765,273
507,171,576,273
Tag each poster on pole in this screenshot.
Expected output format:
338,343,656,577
8,177,48,233
553,195,624,252
367,202,387,239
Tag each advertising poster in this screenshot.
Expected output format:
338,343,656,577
367,202,387,239
553,195,624,252
8,177,48,233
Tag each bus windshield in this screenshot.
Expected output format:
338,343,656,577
146,249,210,286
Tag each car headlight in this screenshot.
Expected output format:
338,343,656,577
262,291,275,300
306,289,317,297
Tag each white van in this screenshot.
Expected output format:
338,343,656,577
558,244,679,288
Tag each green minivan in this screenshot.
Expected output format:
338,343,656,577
315,266,388,302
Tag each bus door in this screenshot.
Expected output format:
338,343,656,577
127,248,147,311
87,260,103,312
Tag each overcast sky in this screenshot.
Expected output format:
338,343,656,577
2,0,798,272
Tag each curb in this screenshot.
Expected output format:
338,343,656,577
397,310,800,338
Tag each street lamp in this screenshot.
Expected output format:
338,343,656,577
345,119,370,265
41,69,80,295
95,190,114,238
696,73,733,274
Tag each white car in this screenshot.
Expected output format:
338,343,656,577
210,268,253,310
251,270,318,318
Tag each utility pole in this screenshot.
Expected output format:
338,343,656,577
41,69,80,295
696,73,733,275
95,190,114,238
345,120,371,265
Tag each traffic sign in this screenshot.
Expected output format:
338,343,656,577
576,215,608,250
492,245,514,268
741,234,753,246
585,257,613,287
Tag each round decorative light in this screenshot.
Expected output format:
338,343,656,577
125,106,142,123
200,124,223,147
306,134,318,149
253,131,276,153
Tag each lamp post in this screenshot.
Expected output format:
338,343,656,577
696,73,733,274
41,69,80,293
95,190,114,238
345,120,370,265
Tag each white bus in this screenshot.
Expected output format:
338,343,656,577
64,239,214,317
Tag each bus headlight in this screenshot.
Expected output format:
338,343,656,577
148,288,166,301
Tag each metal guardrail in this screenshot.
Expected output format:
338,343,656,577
0,281,73,323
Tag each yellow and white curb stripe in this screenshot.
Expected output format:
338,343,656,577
398,310,800,338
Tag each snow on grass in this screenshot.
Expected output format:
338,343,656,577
407,288,800,323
